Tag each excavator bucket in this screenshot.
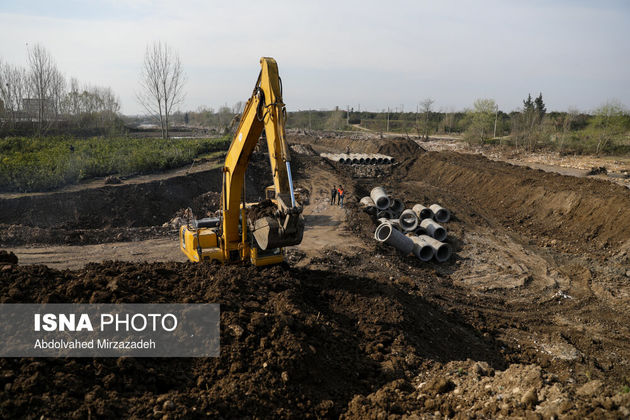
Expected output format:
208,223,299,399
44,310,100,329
252,211,304,250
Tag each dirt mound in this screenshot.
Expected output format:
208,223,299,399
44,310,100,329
171,191,221,220
289,143,317,155
0,261,502,418
0,169,225,230
289,134,424,160
0,224,173,246
345,360,630,418
400,151,630,253
376,137,424,160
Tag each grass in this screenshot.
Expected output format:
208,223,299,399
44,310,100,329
0,135,231,192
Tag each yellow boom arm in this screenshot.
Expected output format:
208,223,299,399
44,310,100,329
220,57,303,259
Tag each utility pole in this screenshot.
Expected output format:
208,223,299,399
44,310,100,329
493,104,499,138
309,110,311,131
347,105,350,126
386,107,390,132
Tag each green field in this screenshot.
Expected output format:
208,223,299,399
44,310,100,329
0,136,230,192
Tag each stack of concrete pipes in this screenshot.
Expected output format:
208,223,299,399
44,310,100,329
320,153,394,165
361,186,453,263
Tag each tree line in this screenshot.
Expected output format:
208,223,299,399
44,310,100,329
0,44,122,136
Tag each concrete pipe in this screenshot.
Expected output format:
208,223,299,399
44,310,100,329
408,235,435,262
360,196,375,207
376,209,394,219
399,209,419,232
420,219,447,242
370,157,378,165
389,198,404,214
351,157,359,164
374,223,415,255
370,187,391,210
413,226,426,235
419,235,452,262
388,219,402,230
377,157,384,164
412,204,434,220
430,204,451,223
339,157,346,164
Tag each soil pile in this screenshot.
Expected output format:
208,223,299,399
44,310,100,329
376,137,425,160
289,134,424,160
0,261,501,418
401,151,630,253
247,199,277,221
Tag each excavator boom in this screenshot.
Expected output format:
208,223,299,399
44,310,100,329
179,57,304,265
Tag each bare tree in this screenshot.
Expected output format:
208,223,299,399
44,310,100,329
417,98,434,140
1,61,29,123
137,41,186,138
27,44,60,133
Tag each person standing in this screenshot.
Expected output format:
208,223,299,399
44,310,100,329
330,185,338,205
338,186,345,208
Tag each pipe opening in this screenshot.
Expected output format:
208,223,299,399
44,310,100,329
434,228,447,242
375,223,392,241
418,245,433,261
435,209,449,222
435,245,452,262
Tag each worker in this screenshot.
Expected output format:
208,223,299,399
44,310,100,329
338,186,345,208
330,185,338,205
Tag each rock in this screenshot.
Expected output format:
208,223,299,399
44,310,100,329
163,400,174,411
426,377,454,395
521,388,538,407
104,175,122,184
473,361,492,376
229,324,244,338
281,371,289,382
576,380,603,397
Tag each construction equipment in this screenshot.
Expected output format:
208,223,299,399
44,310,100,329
180,57,304,266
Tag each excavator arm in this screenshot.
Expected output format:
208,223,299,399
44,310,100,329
221,57,304,257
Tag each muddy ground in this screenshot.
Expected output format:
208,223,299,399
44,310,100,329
1,132,630,418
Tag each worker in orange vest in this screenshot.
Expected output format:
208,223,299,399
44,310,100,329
338,186,345,208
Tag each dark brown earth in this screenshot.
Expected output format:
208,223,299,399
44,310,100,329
1,132,630,418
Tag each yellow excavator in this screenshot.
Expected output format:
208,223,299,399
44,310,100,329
179,57,304,266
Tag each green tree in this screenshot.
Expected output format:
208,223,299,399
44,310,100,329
523,94,534,113
590,100,628,155
534,93,546,121
464,98,497,144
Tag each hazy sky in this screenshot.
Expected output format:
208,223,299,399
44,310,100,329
1,0,629,115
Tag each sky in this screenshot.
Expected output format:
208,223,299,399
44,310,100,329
0,0,629,115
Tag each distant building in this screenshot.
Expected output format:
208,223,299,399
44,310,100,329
22,98,53,119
